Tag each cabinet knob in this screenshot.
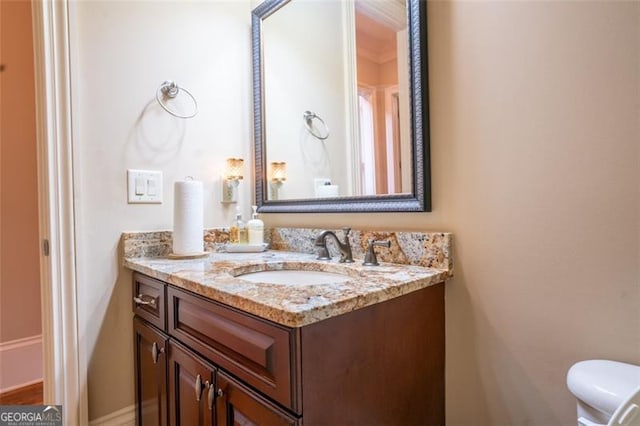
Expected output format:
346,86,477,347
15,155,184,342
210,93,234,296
151,342,164,364
195,374,203,401
216,388,224,398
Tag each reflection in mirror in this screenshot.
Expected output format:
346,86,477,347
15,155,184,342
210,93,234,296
354,0,411,196
253,0,430,212
262,0,354,201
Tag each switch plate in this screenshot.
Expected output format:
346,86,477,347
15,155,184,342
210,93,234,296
127,169,162,204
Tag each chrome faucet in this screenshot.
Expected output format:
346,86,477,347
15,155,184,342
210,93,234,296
314,227,354,263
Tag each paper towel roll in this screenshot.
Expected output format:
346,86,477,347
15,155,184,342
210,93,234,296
173,179,204,255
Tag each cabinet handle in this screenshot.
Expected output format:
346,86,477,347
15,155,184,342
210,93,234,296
151,342,164,364
216,388,224,398
207,383,215,410
134,294,156,308
195,374,203,401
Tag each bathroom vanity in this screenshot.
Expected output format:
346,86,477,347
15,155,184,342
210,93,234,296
126,248,449,426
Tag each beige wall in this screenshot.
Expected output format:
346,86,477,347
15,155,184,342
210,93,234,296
269,1,640,424
380,58,397,86
357,56,398,87
69,1,639,424
357,54,380,86
67,0,254,419
0,0,41,343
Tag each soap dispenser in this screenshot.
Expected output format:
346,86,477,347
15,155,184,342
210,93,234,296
247,205,264,245
229,207,247,244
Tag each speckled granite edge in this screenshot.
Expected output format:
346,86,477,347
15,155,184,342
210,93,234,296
124,252,449,328
270,228,453,276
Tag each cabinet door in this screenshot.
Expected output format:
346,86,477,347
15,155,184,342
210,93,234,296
215,371,298,426
134,318,168,426
168,340,216,426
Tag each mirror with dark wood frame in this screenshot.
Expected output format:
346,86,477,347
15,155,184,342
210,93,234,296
252,0,430,213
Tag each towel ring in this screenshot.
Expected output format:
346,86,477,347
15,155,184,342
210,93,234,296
303,110,330,140
155,80,198,119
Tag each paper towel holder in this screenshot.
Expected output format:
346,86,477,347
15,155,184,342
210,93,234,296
221,158,244,203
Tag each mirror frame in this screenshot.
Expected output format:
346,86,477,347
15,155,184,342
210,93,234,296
252,0,430,213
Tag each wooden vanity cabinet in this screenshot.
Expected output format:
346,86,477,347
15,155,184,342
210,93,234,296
133,274,301,426
167,340,215,426
132,272,444,425
133,317,168,426
299,280,445,425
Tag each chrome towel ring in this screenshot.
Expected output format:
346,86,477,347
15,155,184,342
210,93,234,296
303,110,330,140
156,80,198,119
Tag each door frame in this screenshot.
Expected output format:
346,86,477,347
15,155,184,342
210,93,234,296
31,0,87,424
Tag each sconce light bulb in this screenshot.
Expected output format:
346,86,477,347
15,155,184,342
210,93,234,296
221,157,244,204
270,161,287,183
225,157,244,181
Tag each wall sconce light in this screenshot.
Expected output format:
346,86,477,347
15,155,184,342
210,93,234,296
269,161,287,200
221,157,244,203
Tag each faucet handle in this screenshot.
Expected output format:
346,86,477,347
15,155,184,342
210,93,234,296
363,240,391,266
341,227,351,237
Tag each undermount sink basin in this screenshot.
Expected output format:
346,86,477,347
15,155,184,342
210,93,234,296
237,269,351,285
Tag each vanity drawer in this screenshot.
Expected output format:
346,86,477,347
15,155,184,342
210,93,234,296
132,273,166,331
167,286,297,411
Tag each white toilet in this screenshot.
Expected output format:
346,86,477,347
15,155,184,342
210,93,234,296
567,359,640,426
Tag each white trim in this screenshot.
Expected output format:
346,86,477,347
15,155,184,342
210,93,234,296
355,0,406,32
0,335,43,393
395,27,411,193
89,404,135,426
342,0,361,196
32,0,86,425
0,334,42,352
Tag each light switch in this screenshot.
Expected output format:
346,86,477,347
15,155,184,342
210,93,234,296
147,179,157,196
135,177,145,195
127,169,163,204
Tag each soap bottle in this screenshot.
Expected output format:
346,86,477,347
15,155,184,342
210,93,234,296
229,207,247,243
238,216,248,244
247,205,264,245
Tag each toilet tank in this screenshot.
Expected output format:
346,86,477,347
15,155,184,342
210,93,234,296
567,360,640,424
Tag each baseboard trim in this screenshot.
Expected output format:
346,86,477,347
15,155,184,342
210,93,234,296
0,379,43,395
89,404,135,426
0,335,43,393
0,334,42,351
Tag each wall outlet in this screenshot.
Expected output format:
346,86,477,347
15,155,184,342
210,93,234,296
127,169,162,204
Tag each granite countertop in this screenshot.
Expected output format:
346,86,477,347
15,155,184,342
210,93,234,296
124,250,449,328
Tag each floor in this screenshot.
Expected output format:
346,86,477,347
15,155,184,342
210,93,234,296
0,382,43,405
